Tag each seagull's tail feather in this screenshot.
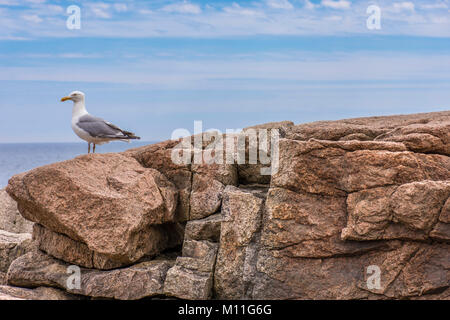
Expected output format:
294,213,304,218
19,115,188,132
104,122,141,140
116,128,140,140
123,131,141,140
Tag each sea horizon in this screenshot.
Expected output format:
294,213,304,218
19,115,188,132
0,141,157,188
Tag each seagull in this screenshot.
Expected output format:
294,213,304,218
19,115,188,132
61,91,140,153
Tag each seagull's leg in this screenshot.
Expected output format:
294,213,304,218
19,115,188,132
88,143,91,154
93,144,96,153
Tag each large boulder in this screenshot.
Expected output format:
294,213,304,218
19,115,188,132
6,153,179,267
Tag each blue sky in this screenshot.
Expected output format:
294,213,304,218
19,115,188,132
0,0,449,142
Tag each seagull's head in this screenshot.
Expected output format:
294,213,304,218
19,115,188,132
61,91,85,103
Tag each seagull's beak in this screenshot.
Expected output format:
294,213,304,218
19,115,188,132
61,96,71,102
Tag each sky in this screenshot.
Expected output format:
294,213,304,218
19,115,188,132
0,0,449,142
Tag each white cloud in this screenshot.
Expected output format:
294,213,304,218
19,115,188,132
321,0,351,9
266,0,294,10
0,36,30,40
325,15,343,21
58,53,103,59
420,2,448,10
88,3,112,19
0,0,19,5
45,4,63,14
113,4,128,13
223,3,265,17
139,9,154,15
304,0,318,9
161,1,202,14
392,2,415,12
429,15,450,23
22,14,43,23
3,53,103,59
2,0,450,39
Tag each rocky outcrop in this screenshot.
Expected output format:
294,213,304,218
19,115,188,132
342,181,450,241
125,138,239,221
3,110,449,300
0,189,34,286
7,249,174,300
0,230,33,274
238,112,449,299
164,240,218,300
163,209,222,299
0,189,32,234
214,186,266,299
0,285,78,300
184,213,222,242
31,222,183,270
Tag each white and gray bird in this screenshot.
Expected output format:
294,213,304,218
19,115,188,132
61,91,140,153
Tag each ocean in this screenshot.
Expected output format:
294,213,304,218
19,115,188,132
0,141,155,188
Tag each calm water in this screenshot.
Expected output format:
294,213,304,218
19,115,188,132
0,141,155,188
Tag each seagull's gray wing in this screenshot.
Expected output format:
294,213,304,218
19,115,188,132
77,114,135,139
